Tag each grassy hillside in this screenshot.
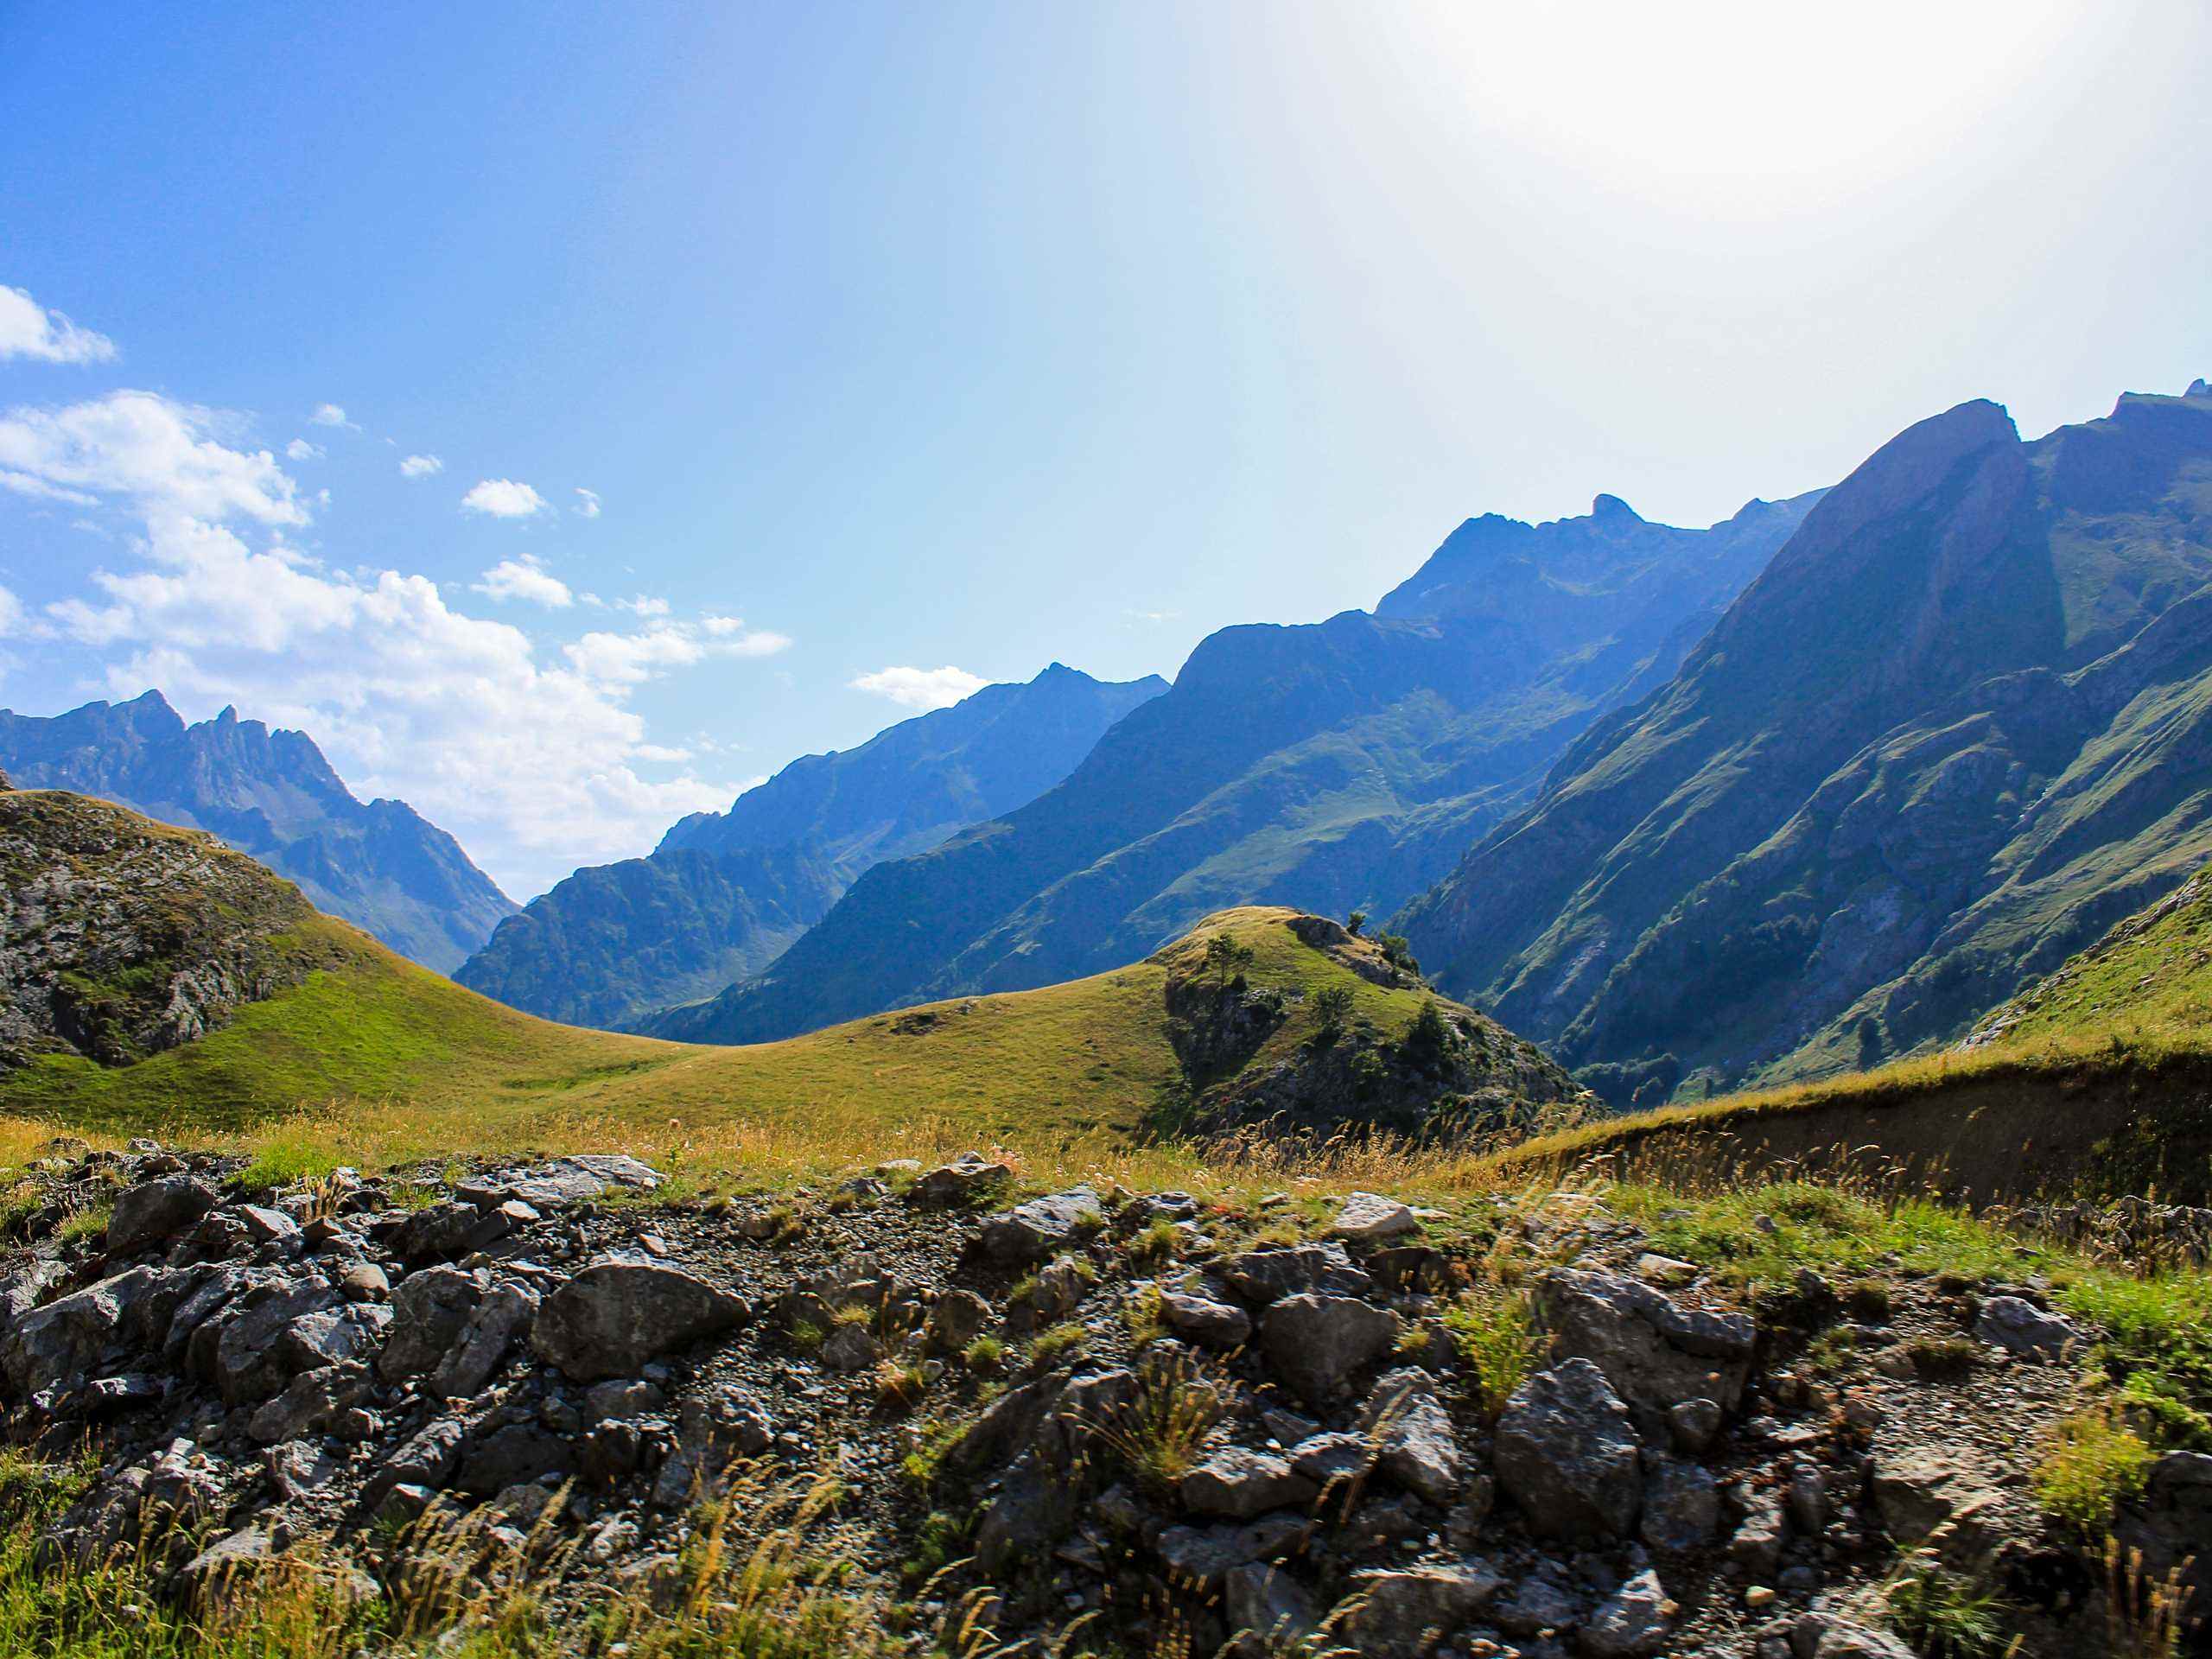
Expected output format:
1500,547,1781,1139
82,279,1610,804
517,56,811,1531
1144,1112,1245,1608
0,899,1560,1183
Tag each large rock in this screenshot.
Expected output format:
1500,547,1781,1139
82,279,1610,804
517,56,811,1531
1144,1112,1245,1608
1494,1358,1642,1540
105,1176,217,1255
3,1266,178,1395
1216,1243,1373,1305
1973,1295,2082,1359
1579,1567,1672,1658
1325,1561,1502,1659
378,1266,486,1381
2113,1451,2212,1623
1326,1192,1419,1244
430,1281,538,1398
1358,1369,1464,1505
907,1153,1014,1209
978,1186,1101,1263
1535,1267,1756,1421
1224,1562,1318,1649
1181,1447,1316,1519
1262,1293,1397,1403
1640,1453,1719,1551
531,1258,747,1381
1158,1289,1251,1349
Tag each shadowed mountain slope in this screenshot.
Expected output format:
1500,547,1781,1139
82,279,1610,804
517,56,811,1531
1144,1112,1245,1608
1398,382,2212,1103
652,492,1821,1045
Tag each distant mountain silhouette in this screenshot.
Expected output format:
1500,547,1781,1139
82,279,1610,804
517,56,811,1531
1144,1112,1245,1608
457,664,1166,1028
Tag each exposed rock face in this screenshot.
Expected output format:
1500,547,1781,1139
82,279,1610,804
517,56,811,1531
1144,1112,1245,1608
1402,386,2212,1100
1493,1358,1643,1540
0,790,325,1067
460,663,1165,1029
0,691,512,973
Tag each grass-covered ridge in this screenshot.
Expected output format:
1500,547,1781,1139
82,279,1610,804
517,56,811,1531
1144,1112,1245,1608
0,896,1536,1181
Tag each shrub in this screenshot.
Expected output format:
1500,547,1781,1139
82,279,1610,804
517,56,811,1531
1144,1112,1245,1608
1443,1287,1541,1419
961,1334,1003,1373
1088,1354,1227,1499
1127,1218,1180,1267
2036,1408,2156,1529
1028,1323,1086,1366
1307,985,1355,1036
1881,1553,2010,1658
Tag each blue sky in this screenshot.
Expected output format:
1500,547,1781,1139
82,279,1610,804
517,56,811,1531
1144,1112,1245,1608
2,1,2207,897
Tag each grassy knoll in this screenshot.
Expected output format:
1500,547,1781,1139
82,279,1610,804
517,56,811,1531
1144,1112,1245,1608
0,906,1478,1189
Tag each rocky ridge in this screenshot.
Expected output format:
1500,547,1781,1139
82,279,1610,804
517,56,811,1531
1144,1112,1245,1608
0,1143,2194,1656
0,789,329,1067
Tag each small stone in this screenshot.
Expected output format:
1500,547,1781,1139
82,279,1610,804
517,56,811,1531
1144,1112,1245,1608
1181,1446,1316,1518
1326,1192,1419,1243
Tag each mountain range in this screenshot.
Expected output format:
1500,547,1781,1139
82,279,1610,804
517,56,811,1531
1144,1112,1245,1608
454,663,1166,1028
647,488,1821,1044
0,691,515,974
1399,382,2212,1100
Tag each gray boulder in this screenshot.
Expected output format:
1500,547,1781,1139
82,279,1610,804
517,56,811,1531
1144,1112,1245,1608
1535,1267,1757,1421
1325,1560,1503,1659
430,1281,539,1398
1216,1242,1373,1305
1579,1567,1672,1658
1158,1288,1251,1348
1327,1192,1419,1243
1640,1454,1720,1550
1262,1292,1396,1403
1181,1447,1316,1518
106,1176,217,1255
906,1153,1014,1208
531,1258,747,1381
378,1266,485,1381
978,1185,1100,1263
1224,1562,1318,1649
1494,1358,1642,1540
1359,1369,1464,1504
1974,1295,2082,1359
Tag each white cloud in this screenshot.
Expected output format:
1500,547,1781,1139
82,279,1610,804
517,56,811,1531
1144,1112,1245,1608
702,616,791,656
573,487,601,518
0,285,118,365
308,403,353,429
461,478,548,518
471,554,573,609
850,664,988,710
285,438,325,461
398,454,444,479
632,743,692,763
0,583,22,637
0,390,306,527
617,594,670,618
6,388,776,895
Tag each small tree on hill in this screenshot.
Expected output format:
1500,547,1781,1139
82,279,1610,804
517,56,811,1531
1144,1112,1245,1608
1204,934,1255,988
1309,984,1355,1035
1347,910,1368,938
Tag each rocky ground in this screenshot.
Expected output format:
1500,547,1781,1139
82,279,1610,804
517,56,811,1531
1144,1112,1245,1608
0,1142,2202,1656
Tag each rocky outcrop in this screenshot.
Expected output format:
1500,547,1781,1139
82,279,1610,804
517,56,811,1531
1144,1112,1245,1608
0,791,327,1067
0,1144,2181,1657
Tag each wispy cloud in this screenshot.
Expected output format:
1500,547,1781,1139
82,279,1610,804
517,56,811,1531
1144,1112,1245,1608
0,285,118,365
285,438,325,461
461,478,548,518
849,664,986,710
308,403,355,429
573,487,601,518
399,454,443,479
